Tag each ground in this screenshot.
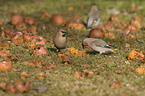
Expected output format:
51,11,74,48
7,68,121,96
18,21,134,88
0,0,145,96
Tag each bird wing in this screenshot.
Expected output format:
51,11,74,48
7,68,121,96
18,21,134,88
89,41,116,54
91,40,111,48
87,11,100,28
87,17,94,28
95,11,100,18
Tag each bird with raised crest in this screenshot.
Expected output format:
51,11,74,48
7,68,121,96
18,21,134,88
53,30,68,51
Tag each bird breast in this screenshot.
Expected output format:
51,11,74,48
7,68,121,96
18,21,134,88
54,37,67,48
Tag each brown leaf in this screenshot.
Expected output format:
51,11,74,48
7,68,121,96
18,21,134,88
0,82,6,89
14,80,30,93
20,72,29,79
41,64,57,70
41,11,51,20
73,72,81,78
0,50,12,57
61,58,74,64
67,7,74,12
128,49,144,61
5,84,17,93
81,70,93,78
36,72,46,80
135,65,145,74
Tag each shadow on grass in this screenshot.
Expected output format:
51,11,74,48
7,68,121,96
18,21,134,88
47,48,57,52
86,51,99,55
86,51,115,55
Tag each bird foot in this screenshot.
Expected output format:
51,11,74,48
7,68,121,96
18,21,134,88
56,49,59,52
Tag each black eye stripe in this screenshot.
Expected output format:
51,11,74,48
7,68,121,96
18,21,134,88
61,31,66,33
61,30,68,33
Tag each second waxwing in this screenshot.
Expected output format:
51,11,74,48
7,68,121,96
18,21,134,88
87,4,100,28
82,38,116,54
53,30,68,51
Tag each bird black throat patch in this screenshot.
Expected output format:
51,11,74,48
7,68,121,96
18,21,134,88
62,34,66,37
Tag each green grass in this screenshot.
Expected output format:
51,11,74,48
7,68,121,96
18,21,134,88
0,0,145,96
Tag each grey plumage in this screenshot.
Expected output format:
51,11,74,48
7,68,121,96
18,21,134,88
87,4,100,28
82,38,116,54
53,30,68,51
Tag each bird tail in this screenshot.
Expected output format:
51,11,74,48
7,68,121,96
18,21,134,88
108,49,116,54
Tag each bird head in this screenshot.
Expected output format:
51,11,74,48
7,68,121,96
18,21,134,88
58,30,68,37
82,39,88,49
91,3,98,11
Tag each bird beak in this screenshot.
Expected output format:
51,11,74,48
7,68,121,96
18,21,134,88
65,32,68,34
